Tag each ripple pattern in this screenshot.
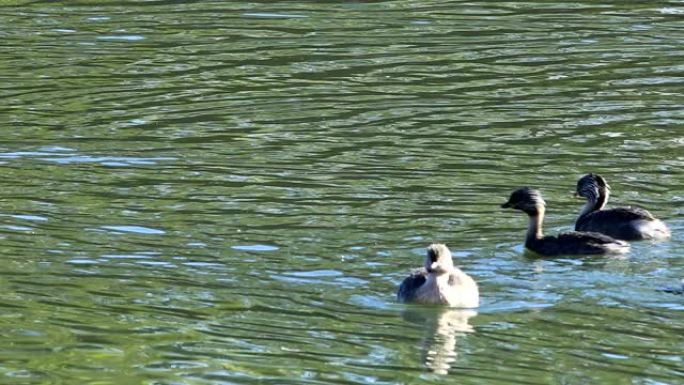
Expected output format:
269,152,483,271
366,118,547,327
0,1,683,384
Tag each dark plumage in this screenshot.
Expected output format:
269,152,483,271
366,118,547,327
661,280,684,295
524,230,628,255
575,173,670,240
397,269,428,303
502,187,629,256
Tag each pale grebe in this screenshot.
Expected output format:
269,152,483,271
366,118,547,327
575,173,671,240
502,187,629,256
397,244,479,308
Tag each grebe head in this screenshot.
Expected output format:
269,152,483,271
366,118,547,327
576,173,610,200
425,244,454,275
501,187,545,216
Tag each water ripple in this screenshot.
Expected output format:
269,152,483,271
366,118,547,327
101,226,166,235
0,1,682,384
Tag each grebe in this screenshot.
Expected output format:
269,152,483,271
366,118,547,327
502,187,629,256
397,244,479,308
662,279,684,295
575,173,670,240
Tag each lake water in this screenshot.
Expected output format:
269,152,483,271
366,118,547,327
1,1,683,384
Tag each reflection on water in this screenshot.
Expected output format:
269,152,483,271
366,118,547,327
0,0,683,384
403,307,477,375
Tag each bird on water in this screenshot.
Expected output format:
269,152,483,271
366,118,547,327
502,187,630,256
397,243,479,308
574,173,670,241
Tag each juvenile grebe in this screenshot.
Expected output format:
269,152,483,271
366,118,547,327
502,187,629,256
397,244,479,308
575,173,671,240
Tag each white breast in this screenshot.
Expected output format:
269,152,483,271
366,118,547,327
414,271,479,308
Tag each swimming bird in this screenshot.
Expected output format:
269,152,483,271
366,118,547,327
502,187,629,256
661,279,684,295
575,173,670,240
397,244,479,308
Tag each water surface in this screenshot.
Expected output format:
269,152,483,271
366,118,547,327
1,1,683,384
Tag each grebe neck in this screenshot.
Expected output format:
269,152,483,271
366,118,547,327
526,206,544,242
595,188,609,211
579,188,607,217
578,199,595,218
426,271,451,287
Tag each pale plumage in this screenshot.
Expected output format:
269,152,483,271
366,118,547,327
397,244,479,308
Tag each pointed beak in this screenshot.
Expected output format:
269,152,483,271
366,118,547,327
501,202,511,208
427,262,440,274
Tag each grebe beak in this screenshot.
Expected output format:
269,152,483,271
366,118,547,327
427,262,440,273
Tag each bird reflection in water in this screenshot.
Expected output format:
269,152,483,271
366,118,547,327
402,307,477,375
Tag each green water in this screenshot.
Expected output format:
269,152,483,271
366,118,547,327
1,1,682,384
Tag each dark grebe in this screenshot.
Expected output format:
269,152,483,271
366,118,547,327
575,173,670,240
662,279,684,295
397,244,479,308
502,187,629,256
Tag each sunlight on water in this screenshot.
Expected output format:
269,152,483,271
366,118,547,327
231,244,280,252
242,12,308,18
100,226,166,235
0,1,682,384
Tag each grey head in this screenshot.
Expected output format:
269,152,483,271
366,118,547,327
576,173,610,200
501,187,546,216
425,244,454,275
